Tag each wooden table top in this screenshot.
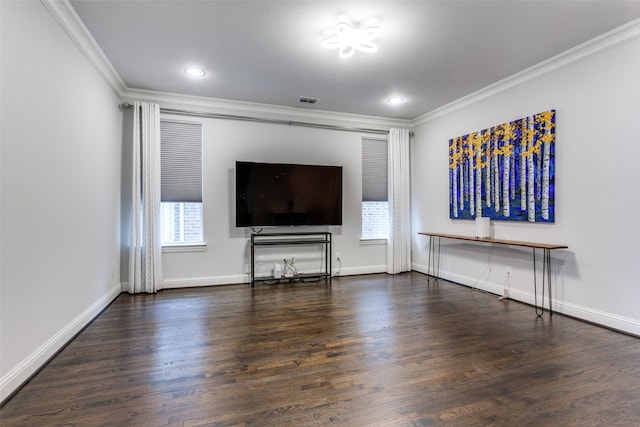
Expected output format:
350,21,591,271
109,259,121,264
418,232,568,250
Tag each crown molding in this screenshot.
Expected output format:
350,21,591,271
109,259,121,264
42,0,127,96
123,88,412,130
42,0,410,130
411,17,640,127
49,0,638,130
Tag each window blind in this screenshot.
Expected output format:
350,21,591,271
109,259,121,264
362,137,388,201
160,121,203,203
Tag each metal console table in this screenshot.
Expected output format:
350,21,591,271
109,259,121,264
250,232,332,287
418,232,567,317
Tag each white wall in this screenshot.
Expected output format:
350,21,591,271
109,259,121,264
411,24,640,335
120,111,391,289
0,1,122,401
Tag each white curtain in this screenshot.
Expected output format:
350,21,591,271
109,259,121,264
129,102,163,293
387,128,412,274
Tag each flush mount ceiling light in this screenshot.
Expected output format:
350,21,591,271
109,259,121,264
387,96,405,105
184,67,205,77
321,22,380,59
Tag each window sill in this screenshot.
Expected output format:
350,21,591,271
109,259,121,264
162,243,207,253
360,238,388,245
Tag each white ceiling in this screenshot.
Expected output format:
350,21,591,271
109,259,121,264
69,1,640,120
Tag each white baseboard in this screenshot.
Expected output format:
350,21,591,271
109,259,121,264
162,274,248,289
412,262,640,336
136,266,389,290
121,275,247,292
334,264,387,277
0,283,122,404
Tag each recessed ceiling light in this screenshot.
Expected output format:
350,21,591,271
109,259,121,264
321,22,380,59
387,96,405,105
184,68,205,77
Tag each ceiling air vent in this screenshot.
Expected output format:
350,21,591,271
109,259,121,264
298,96,319,105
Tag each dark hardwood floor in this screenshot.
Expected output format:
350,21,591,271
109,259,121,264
2,272,639,426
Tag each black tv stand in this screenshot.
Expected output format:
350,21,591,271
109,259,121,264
250,232,332,287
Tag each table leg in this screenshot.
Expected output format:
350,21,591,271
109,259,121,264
250,238,255,287
533,248,543,317
427,236,440,283
427,236,432,281
533,248,553,317
437,237,441,279
545,248,553,316
328,235,332,284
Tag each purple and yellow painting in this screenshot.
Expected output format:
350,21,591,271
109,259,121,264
449,110,556,222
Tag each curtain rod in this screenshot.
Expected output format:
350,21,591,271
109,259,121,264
119,102,393,135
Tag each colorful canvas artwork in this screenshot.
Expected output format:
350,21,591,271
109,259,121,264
449,110,556,222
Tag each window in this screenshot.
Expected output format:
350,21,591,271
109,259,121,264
160,120,204,245
362,137,389,240
161,202,203,244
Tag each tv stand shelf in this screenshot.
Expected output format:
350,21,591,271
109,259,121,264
250,232,332,287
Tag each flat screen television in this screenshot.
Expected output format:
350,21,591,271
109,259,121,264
236,161,343,227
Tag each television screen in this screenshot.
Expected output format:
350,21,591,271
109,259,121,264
236,161,343,227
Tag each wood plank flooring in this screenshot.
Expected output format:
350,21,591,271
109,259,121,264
2,272,639,426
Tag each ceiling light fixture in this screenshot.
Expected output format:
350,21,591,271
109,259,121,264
387,96,405,105
321,22,380,59
184,68,205,77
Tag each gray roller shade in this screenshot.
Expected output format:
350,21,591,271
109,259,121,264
362,137,388,202
160,121,203,203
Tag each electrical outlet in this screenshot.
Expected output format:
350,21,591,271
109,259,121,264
257,255,264,265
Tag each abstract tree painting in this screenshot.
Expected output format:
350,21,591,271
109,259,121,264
449,110,556,222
